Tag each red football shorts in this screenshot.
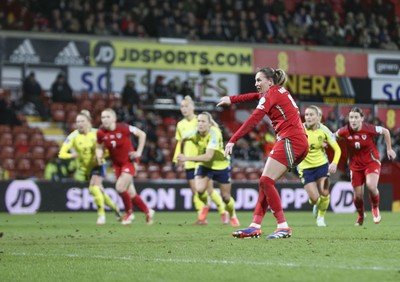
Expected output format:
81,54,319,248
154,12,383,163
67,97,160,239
269,134,309,168
113,162,136,178
350,162,381,187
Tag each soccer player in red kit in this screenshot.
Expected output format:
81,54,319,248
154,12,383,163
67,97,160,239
217,67,308,239
336,107,396,225
96,108,155,225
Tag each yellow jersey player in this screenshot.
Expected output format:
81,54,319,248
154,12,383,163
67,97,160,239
173,96,227,225
59,110,121,225
177,112,240,227
297,105,341,227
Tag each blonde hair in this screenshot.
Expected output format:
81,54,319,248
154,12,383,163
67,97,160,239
307,105,322,117
77,109,92,122
199,111,219,128
102,108,117,118
183,95,194,104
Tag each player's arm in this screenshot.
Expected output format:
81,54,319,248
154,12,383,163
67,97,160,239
95,143,104,165
172,126,182,164
217,92,260,107
178,148,215,162
380,127,397,160
224,108,265,156
323,125,341,173
58,133,77,159
131,127,146,158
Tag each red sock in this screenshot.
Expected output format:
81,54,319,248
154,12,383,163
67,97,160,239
252,186,269,225
369,193,380,208
260,176,286,224
120,191,133,213
353,198,364,216
132,195,149,213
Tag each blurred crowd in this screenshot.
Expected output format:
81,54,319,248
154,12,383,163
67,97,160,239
1,0,399,50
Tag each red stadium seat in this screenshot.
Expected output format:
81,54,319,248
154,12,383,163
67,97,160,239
52,109,66,122
0,146,14,159
2,158,16,171
31,146,46,160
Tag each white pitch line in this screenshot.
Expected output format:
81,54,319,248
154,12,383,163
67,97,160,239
6,252,398,272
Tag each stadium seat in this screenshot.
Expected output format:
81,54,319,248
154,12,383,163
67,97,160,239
232,172,246,181
31,146,46,159
247,172,260,180
32,159,46,172
66,110,79,123
51,109,66,122
147,164,161,172
0,125,11,133
163,171,177,179
0,146,14,159
2,158,16,171
149,171,162,179
78,99,92,112
0,137,13,146
64,103,78,112
136,171,148,180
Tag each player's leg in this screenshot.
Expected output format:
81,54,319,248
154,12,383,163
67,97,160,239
315,176,330,227
207,180,227,224
187,169,204,213
195,175,211,222
116,172,135,225
128,182,155,224
365,171,381,224
351,169,366,226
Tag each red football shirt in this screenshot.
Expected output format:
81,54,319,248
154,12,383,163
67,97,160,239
229,86,305,143
336,123,382,171
97,123,137,166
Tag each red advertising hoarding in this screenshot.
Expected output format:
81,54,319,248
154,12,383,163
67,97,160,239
253,49,368,78
375,106,400,130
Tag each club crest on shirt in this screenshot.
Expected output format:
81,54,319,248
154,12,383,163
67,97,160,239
257,97,266,110
116,133,122,139
361,135,367,140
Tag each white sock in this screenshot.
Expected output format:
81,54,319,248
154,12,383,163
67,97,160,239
277,222,289,228
249,223,261,229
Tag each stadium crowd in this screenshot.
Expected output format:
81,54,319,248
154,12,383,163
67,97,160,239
1,0,400,50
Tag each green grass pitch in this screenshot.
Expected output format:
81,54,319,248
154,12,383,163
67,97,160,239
1,211,399,282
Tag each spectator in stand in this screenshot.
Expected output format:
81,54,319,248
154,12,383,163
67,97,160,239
141,140,165,165
218,67,309,239
96,108,155,225
179,80,195,101
44,152,70,182
150,75,168,102
336,107,396,226
22,72,48,119
51,73,75,103
0,97,22,126
121,79,140,114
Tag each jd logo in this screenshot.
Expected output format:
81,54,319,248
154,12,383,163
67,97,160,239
330,181,356,213
5,180,41,214
93,41,115,65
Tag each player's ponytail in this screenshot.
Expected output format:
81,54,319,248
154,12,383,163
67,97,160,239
257,67,287,86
